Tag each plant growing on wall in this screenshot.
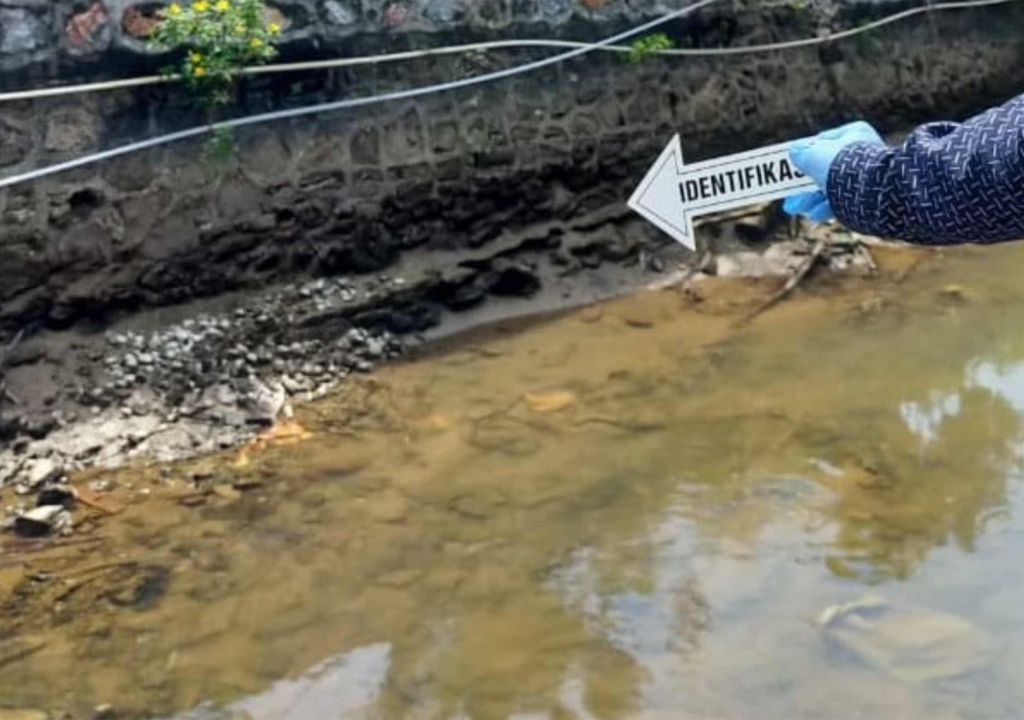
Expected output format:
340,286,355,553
627,33,674,63
151,0,282,160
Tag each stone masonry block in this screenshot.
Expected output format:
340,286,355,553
0,121,31,169
63,2,112,56
429,120,458,154
350,127,381,165
44,107,101,154
0,7,51,56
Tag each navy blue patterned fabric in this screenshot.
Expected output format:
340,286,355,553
827,93,1024,244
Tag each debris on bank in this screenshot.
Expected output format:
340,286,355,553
0,211,880,536
0,274,406,533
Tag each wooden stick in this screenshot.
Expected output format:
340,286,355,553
738,240,827,325
0,641,46,670
69,560,139,577
895,254,926,283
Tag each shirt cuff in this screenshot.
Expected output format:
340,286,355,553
826,141,893,238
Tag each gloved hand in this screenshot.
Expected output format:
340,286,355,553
783,121,886,223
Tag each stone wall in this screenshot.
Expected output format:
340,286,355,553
1,0,1023,331
0,0,828,81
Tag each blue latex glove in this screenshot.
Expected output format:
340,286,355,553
783,121,886,223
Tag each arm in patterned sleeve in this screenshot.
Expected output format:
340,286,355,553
826,94,1024,245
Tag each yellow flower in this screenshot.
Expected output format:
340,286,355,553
189,51,203,63
168,3,182,16
268,22,281,34
234,22,246,34
192,0,209,12
249,37,264,49
215,0,230,11
193,66,206,78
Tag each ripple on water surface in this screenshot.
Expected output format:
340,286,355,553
4,244,1024,718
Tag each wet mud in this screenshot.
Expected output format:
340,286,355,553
6,240,1024,718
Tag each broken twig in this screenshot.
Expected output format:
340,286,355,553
0,640,46,670
738,240,827,325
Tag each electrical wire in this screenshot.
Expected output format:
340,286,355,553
0,0,1017,104
0,0,720,190
0,0,1018,189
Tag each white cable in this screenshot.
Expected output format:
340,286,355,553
0,0,720,190
0,0,1016,189
0,0,1016,103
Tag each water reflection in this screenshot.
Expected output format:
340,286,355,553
232,643,391,719
900,392,962,445
6,245,1024,717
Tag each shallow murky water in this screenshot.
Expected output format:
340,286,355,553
7,244,1024,718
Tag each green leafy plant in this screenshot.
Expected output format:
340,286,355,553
204,126,238,165
627,33,675,63
151,0,282,158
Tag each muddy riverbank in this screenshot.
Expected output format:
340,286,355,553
6,236,1023,719
0,207,875,507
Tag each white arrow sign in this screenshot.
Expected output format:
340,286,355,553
628,135,818,250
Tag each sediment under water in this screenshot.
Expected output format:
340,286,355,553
4,242,1024,718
